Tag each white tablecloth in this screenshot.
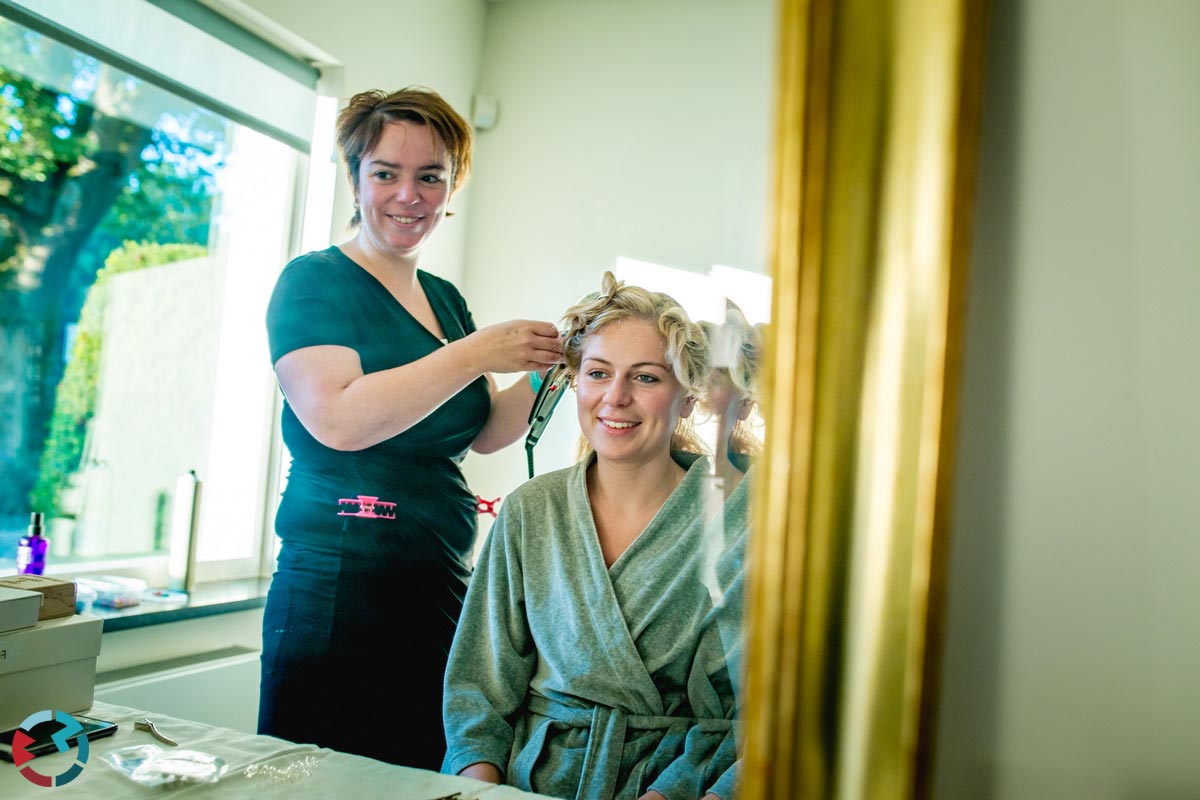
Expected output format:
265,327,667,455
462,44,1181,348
0,701,557,799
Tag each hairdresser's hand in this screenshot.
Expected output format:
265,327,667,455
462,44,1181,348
467,319,563,374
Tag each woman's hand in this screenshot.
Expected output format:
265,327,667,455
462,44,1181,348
466,320,563,453
458,761,503,783
274,318,561,452
466,320,563,374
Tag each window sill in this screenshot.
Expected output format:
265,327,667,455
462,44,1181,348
92,577,270,633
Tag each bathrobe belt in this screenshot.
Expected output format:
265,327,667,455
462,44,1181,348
518,694,733,800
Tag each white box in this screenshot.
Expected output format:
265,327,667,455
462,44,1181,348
0,613,103,730
0,586,42,634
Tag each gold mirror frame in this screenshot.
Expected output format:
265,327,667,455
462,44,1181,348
741,0,987,798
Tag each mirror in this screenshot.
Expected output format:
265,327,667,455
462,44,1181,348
3,0,781,792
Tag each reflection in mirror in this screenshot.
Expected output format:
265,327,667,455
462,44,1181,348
700,300,766,498
694,294,766,739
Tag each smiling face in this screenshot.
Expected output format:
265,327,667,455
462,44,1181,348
575,318,695,468
353,120,452,264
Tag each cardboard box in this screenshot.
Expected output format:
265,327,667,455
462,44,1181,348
0,586,41,635
0,574,76,620
0,613,103,731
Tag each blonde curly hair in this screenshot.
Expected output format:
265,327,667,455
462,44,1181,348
561,271,711,457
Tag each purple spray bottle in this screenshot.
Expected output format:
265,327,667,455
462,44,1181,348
17,511,49,575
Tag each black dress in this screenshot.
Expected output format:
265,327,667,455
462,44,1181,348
259,246,490,769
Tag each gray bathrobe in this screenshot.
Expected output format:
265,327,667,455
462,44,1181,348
442,452,743,800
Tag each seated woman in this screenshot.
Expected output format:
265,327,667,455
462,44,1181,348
442,272,739,799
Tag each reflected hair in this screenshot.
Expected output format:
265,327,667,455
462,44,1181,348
701,303,765,458
335,87,474,227
701,302,763,403
562,271,711,456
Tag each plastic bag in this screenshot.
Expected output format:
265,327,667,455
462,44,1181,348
100,744,228,786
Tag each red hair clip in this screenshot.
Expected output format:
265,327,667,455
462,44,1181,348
474,496,500,518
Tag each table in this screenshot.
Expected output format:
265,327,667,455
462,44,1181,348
0,701,557,799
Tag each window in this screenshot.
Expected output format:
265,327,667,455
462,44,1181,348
0,12,306,584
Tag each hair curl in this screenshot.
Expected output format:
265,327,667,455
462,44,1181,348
335,87,474,227
562,271,711,456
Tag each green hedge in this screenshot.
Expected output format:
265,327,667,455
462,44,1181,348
29,241,207,519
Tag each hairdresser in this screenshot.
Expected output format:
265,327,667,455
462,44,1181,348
259,87,562,770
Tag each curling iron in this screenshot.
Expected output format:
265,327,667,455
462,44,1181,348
525,363,571,478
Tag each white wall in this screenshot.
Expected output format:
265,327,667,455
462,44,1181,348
238,0,488,286
459,0,776,511
935,1,1200,797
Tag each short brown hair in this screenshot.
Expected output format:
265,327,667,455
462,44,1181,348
335,87,474,226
